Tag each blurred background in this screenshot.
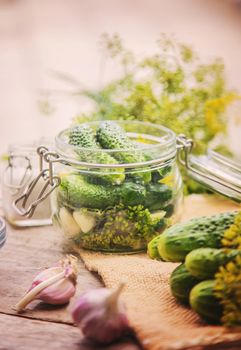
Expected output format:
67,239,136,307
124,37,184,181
0,0,241,155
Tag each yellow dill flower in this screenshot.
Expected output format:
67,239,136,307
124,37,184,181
204,93,238,135
222,211,241,249
214,255,241,326
214,212,241,326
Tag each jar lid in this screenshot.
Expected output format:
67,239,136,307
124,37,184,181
189,151,241,201
177,135,241,203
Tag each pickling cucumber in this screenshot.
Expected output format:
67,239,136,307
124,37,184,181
185,248,240,279
170,264,201,304
190,280,222,323
69,124,125,185
157,211,237,262
96,121,151,183
59,174,119,210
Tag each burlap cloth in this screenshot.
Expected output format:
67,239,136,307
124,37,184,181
77,195,241,350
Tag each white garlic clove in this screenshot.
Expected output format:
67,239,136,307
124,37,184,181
73,210,96,233
59,207,80,237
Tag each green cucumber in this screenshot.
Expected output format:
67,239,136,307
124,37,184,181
157,211,236,262
96,121,151,183
145,183,173,211
59,174,119,210
190,280,222,323
119,181,146,206
170,264,201,304
185,248,240,279
69,124,125,185
147,235,163,260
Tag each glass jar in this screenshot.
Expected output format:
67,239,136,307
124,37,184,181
2,140,52,227
52,121,183,253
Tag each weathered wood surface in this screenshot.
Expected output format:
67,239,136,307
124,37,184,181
0,220,141,349
0,224,101,323
0,314,140,350
0,194,239,350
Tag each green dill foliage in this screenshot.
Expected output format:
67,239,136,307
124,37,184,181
78,204,166,251
126,204,161,237
76,34,236,153
214,211,241,326
74,34,237,193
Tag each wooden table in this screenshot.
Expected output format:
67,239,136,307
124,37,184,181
0,222,141,350
0,195,239,350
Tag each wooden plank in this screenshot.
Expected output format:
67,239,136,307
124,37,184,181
0,313,140,350
0,224,102,324
0,223,141,349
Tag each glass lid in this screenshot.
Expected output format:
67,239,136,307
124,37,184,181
177,135,241,203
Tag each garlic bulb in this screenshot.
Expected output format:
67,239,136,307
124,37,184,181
71,283,129,344
15,255,78,312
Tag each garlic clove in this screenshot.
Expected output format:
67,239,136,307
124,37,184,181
28,267,63,290
15,255,78,312
73,210,96,233
71,283,129,344
37,278,76,305
59,207,80,238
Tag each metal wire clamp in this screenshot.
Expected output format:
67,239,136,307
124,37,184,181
13,147,61,217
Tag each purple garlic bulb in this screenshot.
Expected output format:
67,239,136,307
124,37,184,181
71,283,129,344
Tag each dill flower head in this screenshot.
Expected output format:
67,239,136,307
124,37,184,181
222,211,241,250
214,211,241,326
214,255,241,326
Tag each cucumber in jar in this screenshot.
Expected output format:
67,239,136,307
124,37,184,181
69,124,125,185
58,174,119,210
96,121,151,183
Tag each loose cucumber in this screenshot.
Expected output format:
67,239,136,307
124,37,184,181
170,264,201,304
157,211,237,262
147,235,163,260
185,248,240,279
190,280,222,323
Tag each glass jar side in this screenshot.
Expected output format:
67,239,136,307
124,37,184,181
51,158,183,253
2,141,52,227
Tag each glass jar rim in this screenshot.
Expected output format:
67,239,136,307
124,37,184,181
55,120,177,166
8,137,52,155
